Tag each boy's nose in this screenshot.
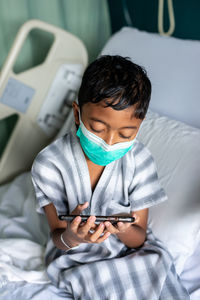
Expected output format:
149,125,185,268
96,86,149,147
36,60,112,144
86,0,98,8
104,133,115,145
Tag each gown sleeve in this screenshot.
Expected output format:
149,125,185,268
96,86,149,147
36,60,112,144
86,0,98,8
31,147,68,215
129,143,167,211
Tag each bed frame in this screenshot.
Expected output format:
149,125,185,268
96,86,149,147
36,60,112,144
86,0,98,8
0,20,88,184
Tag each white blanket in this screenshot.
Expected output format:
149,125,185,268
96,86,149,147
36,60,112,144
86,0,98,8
0,238,50,285
0,172,49,287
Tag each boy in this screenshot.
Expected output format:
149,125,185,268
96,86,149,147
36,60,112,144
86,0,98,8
31,55,189,299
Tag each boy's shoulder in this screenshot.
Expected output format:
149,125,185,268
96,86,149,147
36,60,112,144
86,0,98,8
34,131,75,162
127,138,154,164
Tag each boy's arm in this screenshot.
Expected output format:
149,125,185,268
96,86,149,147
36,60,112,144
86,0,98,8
44,202,148,249
44,202,69,250
105,208,148,248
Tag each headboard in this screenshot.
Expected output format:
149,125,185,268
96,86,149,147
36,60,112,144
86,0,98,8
107,0,200,40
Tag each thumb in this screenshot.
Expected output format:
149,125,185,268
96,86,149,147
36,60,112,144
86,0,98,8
131,211,140,223
71,202,89,215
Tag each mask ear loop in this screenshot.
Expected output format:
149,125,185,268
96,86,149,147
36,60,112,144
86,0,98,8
78,108,82,126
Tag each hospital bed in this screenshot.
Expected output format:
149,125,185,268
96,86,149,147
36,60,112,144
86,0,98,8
0,19,88,184
0,15,200,300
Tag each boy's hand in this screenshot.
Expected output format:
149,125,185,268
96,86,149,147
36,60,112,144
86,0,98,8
104,212,138,235
62,202,110,247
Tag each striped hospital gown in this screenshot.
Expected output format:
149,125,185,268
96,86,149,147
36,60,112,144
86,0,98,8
31,128,189,300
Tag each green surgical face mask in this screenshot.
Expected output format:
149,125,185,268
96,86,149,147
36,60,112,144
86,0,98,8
76,114,135,166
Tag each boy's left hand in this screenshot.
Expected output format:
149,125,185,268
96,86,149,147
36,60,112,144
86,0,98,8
104,212,138,234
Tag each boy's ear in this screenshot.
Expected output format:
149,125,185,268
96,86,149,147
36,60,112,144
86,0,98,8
72,101,80,126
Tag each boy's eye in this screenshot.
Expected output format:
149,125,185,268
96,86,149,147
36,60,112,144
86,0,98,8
119,134,132,139
93,129,103,133
90,125,103,133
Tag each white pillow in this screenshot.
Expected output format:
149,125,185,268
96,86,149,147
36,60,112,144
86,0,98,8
137,110,200,275
101,27,200,129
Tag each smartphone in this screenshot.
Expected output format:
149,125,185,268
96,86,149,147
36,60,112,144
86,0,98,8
58,215,135,225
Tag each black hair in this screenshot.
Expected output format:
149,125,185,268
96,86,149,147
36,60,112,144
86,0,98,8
78,55,151,119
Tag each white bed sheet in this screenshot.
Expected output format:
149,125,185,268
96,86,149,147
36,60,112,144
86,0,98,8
0,173,49,286
180,239,200,299
0,172,200,299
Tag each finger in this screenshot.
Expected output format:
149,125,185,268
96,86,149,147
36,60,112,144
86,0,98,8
90,223,98,230
71,202,89,215
89,223,105,242
69,216,82,233
116,222,125,230
78,216,96,236
79,221,97,229
96,231,111,243
115,222,131,232
131,212,140,224
104,222,119,234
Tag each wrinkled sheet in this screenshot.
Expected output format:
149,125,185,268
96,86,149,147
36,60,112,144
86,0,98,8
0,173,49,287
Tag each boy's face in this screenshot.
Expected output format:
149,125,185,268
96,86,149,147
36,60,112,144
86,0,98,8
73,101,143,145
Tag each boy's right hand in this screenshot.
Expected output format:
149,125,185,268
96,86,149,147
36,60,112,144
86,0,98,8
62,202,110,247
